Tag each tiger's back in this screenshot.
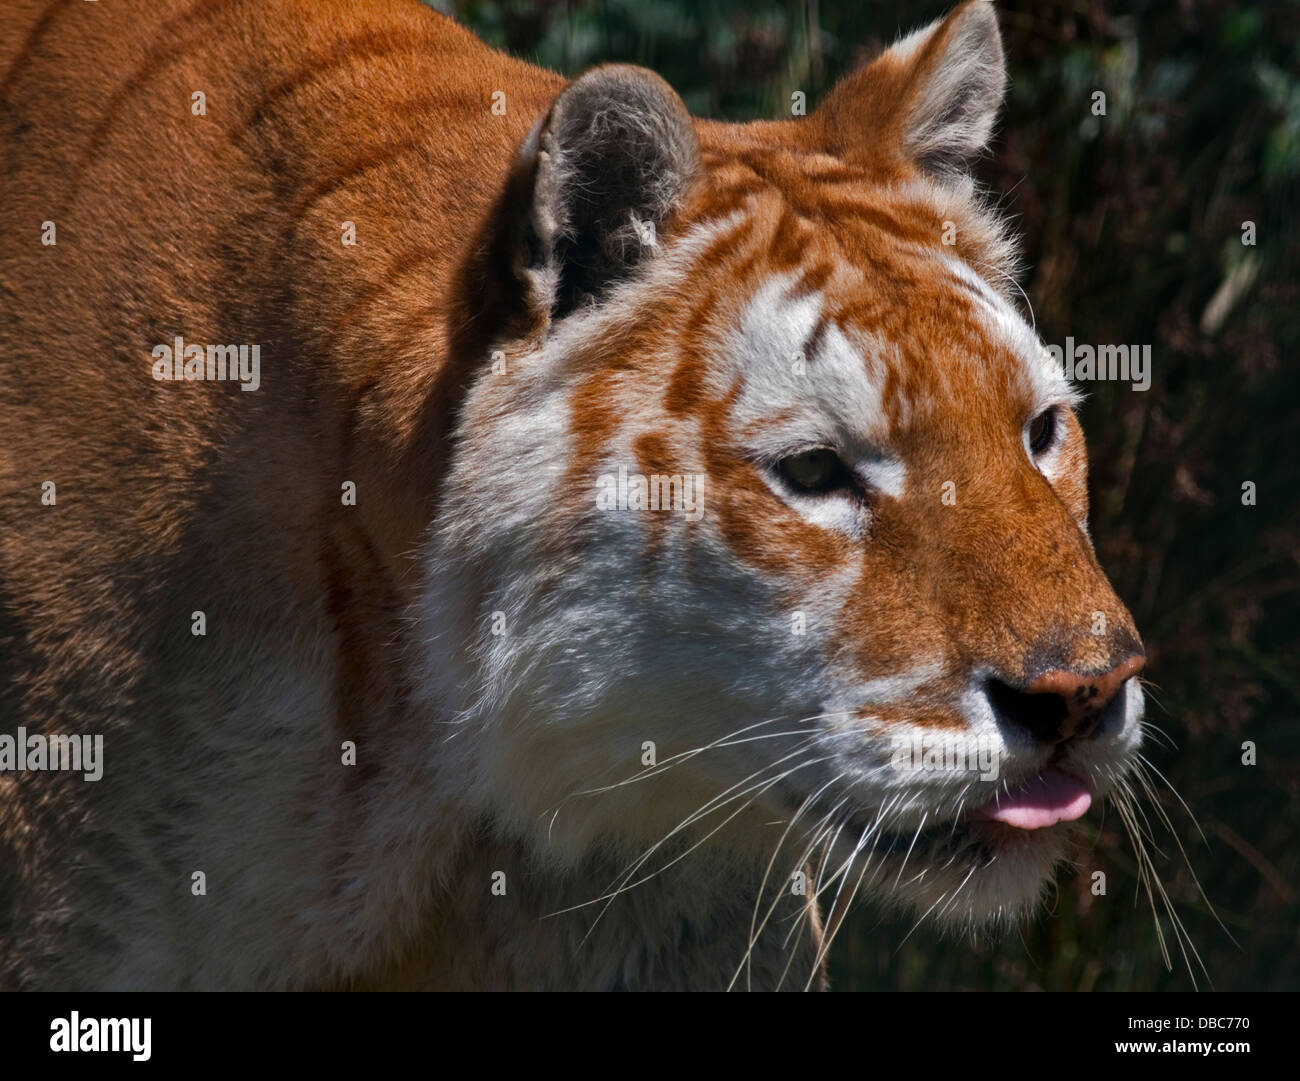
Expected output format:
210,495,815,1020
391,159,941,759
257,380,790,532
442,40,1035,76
0,0,566,989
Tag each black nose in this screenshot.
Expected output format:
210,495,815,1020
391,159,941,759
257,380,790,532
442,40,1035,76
986,655,1145,744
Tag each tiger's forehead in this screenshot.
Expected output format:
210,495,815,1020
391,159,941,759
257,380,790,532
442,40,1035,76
723,275,897,452
552,153,1070,476
675,171,1072,444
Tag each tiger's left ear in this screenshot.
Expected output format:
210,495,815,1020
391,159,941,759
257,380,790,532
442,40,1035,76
517,65,699,323
814,0,1006,178
448,65,698,363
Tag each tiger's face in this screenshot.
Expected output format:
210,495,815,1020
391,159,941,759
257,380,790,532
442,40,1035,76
426,0,1144,930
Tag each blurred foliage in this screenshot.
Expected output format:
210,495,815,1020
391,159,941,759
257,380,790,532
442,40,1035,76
434,0,1300,990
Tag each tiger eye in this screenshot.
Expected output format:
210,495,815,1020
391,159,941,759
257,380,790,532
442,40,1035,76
1028,409,1057,455
780,449,843,492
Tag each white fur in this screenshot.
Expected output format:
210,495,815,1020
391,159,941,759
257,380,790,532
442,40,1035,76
413,210,1146,948
895,1,1006,173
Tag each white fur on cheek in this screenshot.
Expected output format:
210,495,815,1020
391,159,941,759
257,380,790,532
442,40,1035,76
410,224,870,869
728,278,905,530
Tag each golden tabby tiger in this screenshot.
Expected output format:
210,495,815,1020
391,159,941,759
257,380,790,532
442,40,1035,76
0,0,1144,989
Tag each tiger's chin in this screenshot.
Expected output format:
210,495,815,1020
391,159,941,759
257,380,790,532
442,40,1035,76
832,816,1081,934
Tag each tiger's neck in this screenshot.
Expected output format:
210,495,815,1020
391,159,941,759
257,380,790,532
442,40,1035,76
350,821,826,991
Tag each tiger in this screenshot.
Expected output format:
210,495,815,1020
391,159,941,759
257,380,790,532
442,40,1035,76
0,0,1146,990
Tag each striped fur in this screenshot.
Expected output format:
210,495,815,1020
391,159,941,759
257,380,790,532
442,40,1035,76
0,0,1142,989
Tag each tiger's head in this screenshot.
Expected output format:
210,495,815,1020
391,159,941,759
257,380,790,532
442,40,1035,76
424,0,1145,932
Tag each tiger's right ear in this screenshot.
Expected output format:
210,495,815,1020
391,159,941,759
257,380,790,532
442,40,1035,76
503,65,699,330
814,0,1005,180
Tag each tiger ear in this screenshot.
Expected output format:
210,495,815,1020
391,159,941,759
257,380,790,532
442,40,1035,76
814,0,1006,179
514,64,699,323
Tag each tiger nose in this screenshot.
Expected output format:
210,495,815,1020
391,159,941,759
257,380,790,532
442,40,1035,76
987,654,1145,745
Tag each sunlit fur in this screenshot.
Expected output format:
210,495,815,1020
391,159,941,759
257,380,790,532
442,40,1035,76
0,0,1187,990
417,0,1155,983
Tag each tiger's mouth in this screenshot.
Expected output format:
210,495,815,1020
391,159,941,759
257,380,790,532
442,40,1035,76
969,765,1094,829
801,765,1099,884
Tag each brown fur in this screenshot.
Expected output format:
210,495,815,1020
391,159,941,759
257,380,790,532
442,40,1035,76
0,0,1141,989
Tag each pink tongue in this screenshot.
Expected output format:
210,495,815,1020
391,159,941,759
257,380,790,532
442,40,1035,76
975,767,1092,830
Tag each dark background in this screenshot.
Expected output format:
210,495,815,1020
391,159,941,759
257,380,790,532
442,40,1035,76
432,0,1299,991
